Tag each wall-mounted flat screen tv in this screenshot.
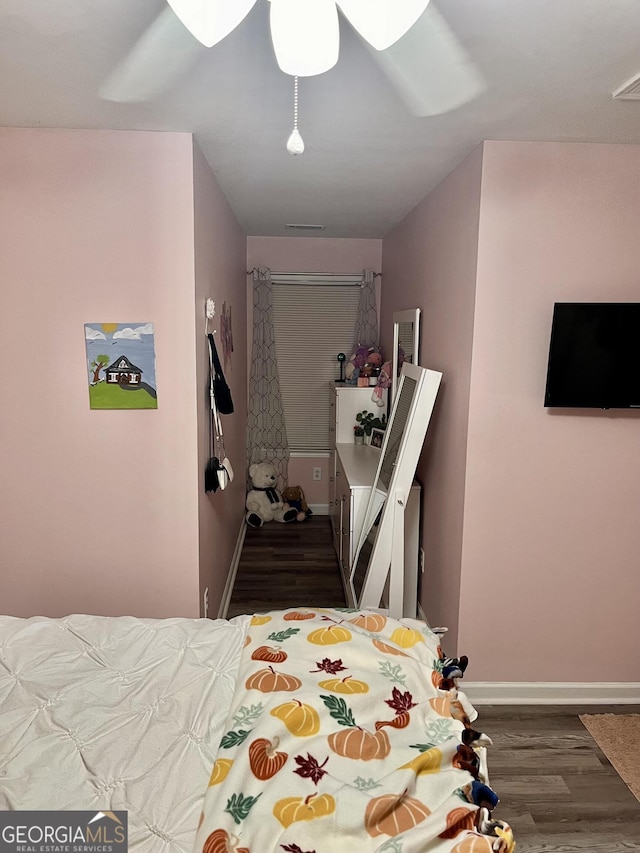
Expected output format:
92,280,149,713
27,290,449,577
544,303,640,408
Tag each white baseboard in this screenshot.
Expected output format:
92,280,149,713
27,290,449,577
308,503,329,516
463,682,640,705
217,520,247,619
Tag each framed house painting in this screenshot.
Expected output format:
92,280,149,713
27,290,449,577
85,323,158,409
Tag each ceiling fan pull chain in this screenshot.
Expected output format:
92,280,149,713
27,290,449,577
286,75,305,156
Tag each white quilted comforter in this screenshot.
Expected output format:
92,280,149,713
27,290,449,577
0,614,251,852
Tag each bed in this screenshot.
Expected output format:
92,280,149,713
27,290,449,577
0,609,514,853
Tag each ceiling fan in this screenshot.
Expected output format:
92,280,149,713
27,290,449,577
101,0,485,117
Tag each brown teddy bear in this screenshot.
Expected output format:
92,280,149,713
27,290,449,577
281,485,312,522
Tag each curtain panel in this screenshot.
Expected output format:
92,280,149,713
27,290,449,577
247,268,290,488
352,268,379,350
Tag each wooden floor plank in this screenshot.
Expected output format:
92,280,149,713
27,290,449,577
227,515,346,618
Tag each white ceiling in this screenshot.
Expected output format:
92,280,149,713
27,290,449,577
1,0,640,238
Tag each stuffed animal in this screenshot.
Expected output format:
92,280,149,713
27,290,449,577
363,348,383,375
441,654,469,681
453,743,481,778
246,462,298,528
345,344,370,383
460,780,500,810
475,807,516,853
281,485,313,521
372,360,392,406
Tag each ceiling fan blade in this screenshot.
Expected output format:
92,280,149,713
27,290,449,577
365,3,486,116
337,0,430,51
100,7,205,103
270,0,339,77
166,0,258,48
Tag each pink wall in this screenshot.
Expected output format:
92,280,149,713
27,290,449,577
193,142,247,615
383,140,640,684
247,237,383,275
381,146,484,647
0,128,246,619
459,141,640,682
246,237,382,506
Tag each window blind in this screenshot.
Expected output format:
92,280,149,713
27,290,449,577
398,324,415,363
272,280,361,452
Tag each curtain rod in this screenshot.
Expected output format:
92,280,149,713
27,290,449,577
246,267,381,277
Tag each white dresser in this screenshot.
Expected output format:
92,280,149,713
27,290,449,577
329,385,382,566
329,384,422,618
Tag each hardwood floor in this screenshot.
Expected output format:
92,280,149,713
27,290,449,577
227,516,640,848
478,704,640,851
226,515,346,618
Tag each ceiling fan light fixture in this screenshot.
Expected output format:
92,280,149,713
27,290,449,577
166,0,257,47
164,0,431,74
337,0,430,51
269,0,339,76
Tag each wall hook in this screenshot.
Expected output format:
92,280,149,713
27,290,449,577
205,299,216,336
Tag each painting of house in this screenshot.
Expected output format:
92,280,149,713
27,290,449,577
106,356,142,386
85,323,158,409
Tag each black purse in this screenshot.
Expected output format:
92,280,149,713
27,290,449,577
204,455,222,494
205,454,231,493
208,333,234,415
205,334,234,493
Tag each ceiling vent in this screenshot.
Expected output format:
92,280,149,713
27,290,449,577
285,223,325,231
612,72,640,100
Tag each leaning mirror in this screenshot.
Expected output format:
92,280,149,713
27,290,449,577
350,363,442,618
391,309,420,404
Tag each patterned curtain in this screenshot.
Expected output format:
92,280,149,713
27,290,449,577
352,268,379,350
247,268,290,488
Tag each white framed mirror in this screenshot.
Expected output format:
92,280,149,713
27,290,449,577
350,362,442,618
391,309,421,404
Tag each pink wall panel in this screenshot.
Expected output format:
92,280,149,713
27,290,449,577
0,129,196,618
247,236,383,274
382,140,640,683
193,141,247,615
459,141,640,682
381,146,484,647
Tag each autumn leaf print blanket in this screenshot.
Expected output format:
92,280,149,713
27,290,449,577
194,609,515,853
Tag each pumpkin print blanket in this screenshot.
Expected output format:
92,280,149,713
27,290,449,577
194,609,515,853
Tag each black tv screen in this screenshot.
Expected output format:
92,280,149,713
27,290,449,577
544,303,640,408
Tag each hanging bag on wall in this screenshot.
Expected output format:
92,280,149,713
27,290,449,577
208,332,234,415
204,439,222,493
205,334,234,493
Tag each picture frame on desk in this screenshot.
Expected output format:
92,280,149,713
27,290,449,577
370,427,385,450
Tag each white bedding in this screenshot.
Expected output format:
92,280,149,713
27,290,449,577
0,614,251,852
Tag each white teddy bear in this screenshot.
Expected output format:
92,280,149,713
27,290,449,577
246,461,298,528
